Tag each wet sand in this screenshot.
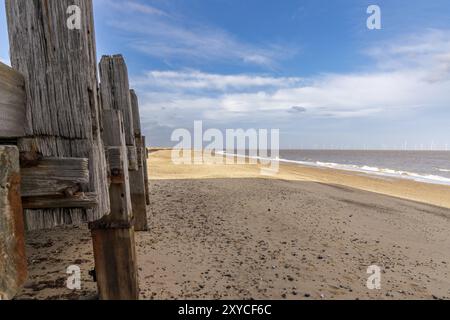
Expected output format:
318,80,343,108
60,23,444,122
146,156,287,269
16,150,450,300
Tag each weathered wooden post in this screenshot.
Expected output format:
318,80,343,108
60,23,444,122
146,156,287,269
0,62,26,141
0,62,27,300
5,0,110,230
89,109,139,300
130,90,149,230
5,0,144,300
0,146,27,300
91,55,141,299
99,55,148,231
142,136,150,206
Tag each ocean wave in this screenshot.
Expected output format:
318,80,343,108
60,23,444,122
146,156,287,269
285,160,450,186
217,151,450,186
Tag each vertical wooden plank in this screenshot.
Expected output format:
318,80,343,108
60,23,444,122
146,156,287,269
130,90,141,138
129,90,148,231
93,57,142,297
98,55,137,166
102,110,132,222
5,0,110,230
90,227,139,300
0,146,27,300
89,109,139,300
142,136,150,206
99,56,147,231
128,171,147,231
99,55,135,147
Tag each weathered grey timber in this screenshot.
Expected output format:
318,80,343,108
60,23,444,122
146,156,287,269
90,109,139,300
127,146,139,171
99,56,147,231
130,90,141,139
0,146,27,300
6,0,110,230
99,55,135,147
21,158,90,197
0,62,26,139
101,111,132,222
24,208,88,231
142,136,150,206
22,193,98,210
128,169,147,230
129,90,148,231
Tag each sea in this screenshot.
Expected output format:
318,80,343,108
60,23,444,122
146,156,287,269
228,150,450,186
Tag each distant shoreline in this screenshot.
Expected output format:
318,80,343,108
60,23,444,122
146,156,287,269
149,149,450,209
148,148,450,187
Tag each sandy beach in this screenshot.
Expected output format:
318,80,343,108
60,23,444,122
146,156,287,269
16,150,450,300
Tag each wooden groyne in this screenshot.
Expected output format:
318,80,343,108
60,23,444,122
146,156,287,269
0,0,150,300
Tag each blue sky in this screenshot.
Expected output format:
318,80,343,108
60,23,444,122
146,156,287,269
1,0,450,149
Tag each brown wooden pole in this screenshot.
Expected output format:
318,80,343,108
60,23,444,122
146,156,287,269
92,65,140,298
0,62,27,299
89,110,139,300
0,146,27,300
90,226,138,299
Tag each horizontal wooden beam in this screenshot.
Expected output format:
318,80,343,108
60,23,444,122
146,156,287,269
22,192,98,210
0,62,26,138
20,157,90,197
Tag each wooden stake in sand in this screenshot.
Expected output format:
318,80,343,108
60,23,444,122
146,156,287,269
5,0,110,230
130,89,149,231
0,147,27,300
89,110,139,300
99,55,148,231
142,136,151,206
95,55,142,299
5,0,143,300
0,60,27,300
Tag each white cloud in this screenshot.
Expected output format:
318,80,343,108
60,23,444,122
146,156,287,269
125,1,168,16
366,29,450,82
124,23,291,68
132,29,450,128
99,0,168,16
100,0,296,68
132,70,303,91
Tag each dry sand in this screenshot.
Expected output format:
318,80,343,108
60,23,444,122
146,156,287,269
16,150,450,300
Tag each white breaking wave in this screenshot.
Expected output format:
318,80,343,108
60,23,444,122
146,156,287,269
217,151,450,186
285,160,450,186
